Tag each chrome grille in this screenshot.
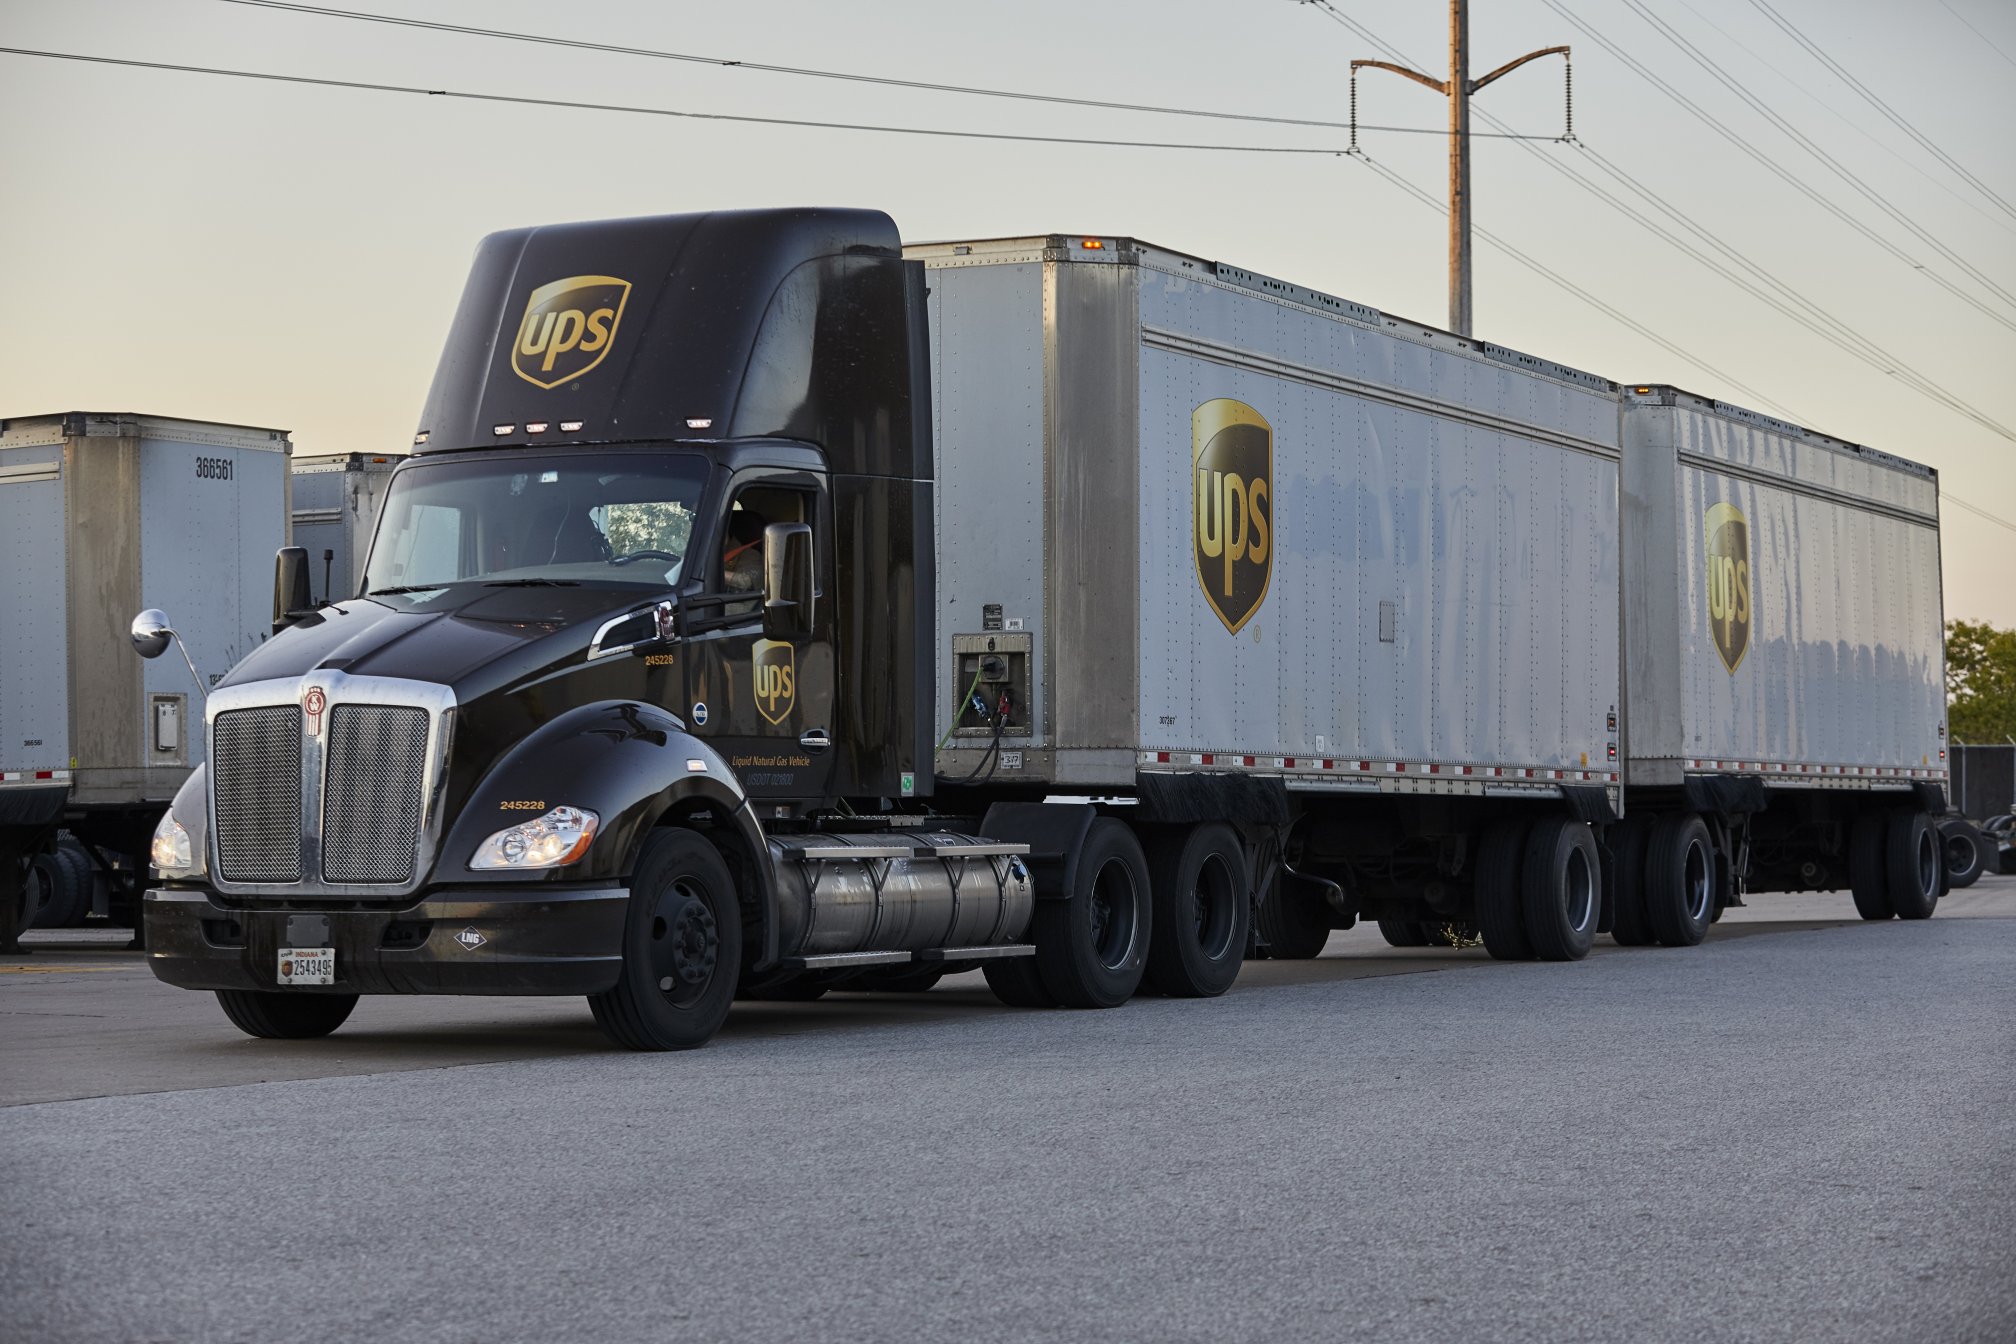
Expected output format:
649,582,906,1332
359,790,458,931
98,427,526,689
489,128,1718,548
212,706,303,883
321,704,430,885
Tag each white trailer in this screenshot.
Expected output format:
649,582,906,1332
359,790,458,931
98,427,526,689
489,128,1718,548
1614,387,1948,939
912,234,1625,962
0,412,289,941
289,451,399,604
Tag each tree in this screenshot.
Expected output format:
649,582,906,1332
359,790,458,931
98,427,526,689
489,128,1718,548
1946,619,2016,743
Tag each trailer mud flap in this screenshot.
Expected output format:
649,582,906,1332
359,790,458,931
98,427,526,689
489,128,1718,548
1559,783,1620,825
1682,775,1767,816
979,801,1096,901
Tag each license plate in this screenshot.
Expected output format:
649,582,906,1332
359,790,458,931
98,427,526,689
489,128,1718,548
277,947,335,986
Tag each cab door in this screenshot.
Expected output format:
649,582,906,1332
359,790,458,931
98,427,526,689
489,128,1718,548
680,474,836,806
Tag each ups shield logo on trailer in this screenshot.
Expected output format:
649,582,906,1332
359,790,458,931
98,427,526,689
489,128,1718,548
1192,399,1273,635
752,639,797,726
511,275,632,389
1705,502,1752,673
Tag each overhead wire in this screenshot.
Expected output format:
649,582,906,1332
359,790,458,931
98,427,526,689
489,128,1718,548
0,46,1367,155
1745,0,2016,223
213,0,1556,139
1534,0,2016,338
1617,0,2016,314
1937,0,2016,72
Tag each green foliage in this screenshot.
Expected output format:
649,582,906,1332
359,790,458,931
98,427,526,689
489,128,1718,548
1946,619,2016,743
596,501,693,560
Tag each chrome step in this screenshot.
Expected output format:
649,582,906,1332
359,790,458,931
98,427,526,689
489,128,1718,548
916,944,1036,962
781,950,915,970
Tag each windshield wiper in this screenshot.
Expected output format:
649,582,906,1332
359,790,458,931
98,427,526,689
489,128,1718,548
483,578,581,588
367,584,449,596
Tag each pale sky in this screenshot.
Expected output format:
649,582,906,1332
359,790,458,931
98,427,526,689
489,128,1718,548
4,0,2011,622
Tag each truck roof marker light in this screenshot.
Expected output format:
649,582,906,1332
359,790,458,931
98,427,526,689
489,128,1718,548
492,424,515,437
560,420,585,433
525,421,550,434
412,430,429,445
1081,238,1104,249
686,417,713,430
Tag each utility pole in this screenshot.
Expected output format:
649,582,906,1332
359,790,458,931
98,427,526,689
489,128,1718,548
1350,1,1567,337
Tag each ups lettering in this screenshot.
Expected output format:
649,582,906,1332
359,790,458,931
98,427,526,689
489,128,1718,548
756,662,794,712
1195,469,1271,600
517,306,617,373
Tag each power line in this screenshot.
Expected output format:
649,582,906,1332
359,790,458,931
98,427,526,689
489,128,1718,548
1535,0,2016,339
1938,0,2016,72
1747,0,2016,222
0,46,1369,155
1619,0,2016,314
213,0,1557,140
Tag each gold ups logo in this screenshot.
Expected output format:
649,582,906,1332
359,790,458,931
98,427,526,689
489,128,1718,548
511,275,631,389
752,640,796,727
1705,502,1752,673
1192,399,1273,634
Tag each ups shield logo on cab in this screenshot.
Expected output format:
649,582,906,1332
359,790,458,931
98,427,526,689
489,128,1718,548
1705,501,1752,673
511,275,631,389
1192,399,1273,635
752,639,797,727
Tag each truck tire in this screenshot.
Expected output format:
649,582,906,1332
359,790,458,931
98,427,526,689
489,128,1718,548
1378,920,1432,947
30,851,87,929
1144,823,1250,997
57,840,97,926
1848,814,1892,920
588,828,743,1050
1605,815,1656,946
214,990,358,1039
1521,815,1600,962
1885,810,1940,921
1475,818,1533,962
1937,818,1985,890
1643,812,1715,948
1253,873,1332,960
982,956,1056,1007
1031,818,1151,1008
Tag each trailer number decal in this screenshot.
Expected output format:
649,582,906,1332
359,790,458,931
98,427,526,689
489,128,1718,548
194,456,233,481
1705,502,1752,674
1192,399,1273,635
753,640,796,726
511,274,632,389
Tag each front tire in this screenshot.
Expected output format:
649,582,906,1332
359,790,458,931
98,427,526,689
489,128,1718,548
1144,823,1250,997
1643,813,1715,948
215,990,358,1039
1885,810,1940,921
1031,819,1151,1008
589,828,742,1050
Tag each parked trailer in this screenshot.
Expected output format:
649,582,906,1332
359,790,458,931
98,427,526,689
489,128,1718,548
0,413,289,947
131,210,1945,1051
1616,388,1949,936
289,451,398,604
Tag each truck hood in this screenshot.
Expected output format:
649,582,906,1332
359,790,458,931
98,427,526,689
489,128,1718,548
218,584,660,699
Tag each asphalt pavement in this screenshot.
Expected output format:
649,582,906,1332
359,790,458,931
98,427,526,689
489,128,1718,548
3,880,2012,1343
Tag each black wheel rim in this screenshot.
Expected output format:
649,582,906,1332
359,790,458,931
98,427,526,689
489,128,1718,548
1087,857,1139,970
649,878,719,1008
1190,853,1239,960
1683,839,1712,923
1945,833,1975,875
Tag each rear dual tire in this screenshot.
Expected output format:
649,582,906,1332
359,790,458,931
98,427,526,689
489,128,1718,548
1643,813,1715,948
1144,823,1250,997
1849,810,1941,922
1938,819,1985,890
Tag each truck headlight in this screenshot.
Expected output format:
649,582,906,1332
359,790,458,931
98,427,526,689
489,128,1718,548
151,813,199,876
471,806,600,870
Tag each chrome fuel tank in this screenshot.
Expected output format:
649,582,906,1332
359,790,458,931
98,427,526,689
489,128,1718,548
768,832,1033,957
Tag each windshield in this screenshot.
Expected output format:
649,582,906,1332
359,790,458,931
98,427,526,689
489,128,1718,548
362,453,706,593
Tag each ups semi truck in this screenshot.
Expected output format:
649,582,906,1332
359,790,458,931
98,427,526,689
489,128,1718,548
0,413,288,947
135,208,1944,1051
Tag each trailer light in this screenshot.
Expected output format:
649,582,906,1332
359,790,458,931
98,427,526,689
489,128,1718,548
1081,238,1105,249
560,420,585,433
525,421,550,434
150,812,198,876
492,424,516,437
470,806,599,870
412,430,430,445
685,417,714,430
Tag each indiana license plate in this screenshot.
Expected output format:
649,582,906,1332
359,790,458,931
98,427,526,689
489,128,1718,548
277,947,335,986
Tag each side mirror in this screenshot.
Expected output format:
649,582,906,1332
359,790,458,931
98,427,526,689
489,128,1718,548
272,546,312,634
762,522,815,640
131,609,174,659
